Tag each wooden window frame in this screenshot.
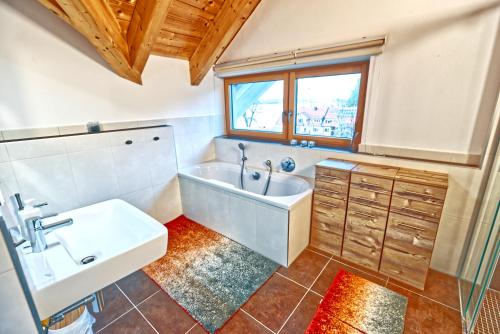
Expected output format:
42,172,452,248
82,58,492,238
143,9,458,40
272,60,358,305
224,61,369,151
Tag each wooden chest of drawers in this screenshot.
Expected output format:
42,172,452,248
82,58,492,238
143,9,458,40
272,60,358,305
379,168,448,289
310,160,357,256
310,160,448,290
342,163,398,271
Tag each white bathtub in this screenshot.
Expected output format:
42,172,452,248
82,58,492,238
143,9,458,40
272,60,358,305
179,161,313,266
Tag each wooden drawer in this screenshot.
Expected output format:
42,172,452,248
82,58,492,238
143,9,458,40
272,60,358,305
393,181,446,204
341,231,383,271
350,173,393,193
346,201,388,231
349,187,391,209
312,213,345,237
315,180,349,199
380,246,431,290
384,213,438,256
316,166,350,183
314,193,347,208
310,228,342,256
314,197,347,222
390,196,442,223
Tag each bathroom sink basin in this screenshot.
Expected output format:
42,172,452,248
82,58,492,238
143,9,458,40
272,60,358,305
18,199,168,319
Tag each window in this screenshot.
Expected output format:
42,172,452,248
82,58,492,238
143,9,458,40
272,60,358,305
224,62,369,150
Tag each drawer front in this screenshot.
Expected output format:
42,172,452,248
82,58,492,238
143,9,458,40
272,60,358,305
384,213,438,256
350,173,393,193
314,193,347,209
380,246,431,290
315,180,349,199
314,199,347,223
346,201,388,231
393,181,446,204
390,196,442,223
310,228,342,256
349,187,391,209
341,232,382,271
316,166,350,183
312,213,345,236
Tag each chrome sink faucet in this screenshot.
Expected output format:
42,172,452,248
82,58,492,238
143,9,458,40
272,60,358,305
25,217,73,253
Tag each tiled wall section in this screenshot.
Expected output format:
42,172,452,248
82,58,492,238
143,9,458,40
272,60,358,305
0,231,39,334
0,127,180,224
0,115,225,224
214,137,485,275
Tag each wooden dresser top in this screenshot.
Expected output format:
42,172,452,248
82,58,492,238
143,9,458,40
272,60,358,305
316,159,358,171
352,163,399,179
396,168,448,188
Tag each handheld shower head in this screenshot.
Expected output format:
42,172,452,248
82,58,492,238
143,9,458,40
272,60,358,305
238,143,246,151
264,160,272,169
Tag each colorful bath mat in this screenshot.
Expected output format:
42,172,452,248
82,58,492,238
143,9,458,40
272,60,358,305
143,216,279,333
306,270,407,334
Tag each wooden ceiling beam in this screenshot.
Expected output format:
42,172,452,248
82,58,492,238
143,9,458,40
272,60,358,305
127,0,174,73
51,0,142,83
188,0,261,85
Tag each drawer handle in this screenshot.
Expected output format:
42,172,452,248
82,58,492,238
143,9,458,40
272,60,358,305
316,201,340,209
316,188,341,195
400,206,437,217
394,220,426,232
398,189,436,198
319,174,344,181
351,210,376,220
350,196,381,206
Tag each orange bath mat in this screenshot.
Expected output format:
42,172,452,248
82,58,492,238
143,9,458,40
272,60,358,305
306,270,407,334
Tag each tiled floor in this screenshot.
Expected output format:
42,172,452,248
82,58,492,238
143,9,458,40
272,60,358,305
89,247,462,334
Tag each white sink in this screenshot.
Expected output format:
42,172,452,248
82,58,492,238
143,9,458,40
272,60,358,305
18,199,168,319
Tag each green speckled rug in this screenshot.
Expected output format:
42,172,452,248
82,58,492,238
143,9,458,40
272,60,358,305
143,216,278,333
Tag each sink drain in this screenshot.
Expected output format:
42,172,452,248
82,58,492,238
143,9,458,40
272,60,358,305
80,256,97,265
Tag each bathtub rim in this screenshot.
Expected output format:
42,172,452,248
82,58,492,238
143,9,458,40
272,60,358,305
178,161,313,210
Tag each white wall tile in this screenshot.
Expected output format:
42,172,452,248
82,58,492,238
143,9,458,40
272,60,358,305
146,130,178,185
6,137,66,160
206,187,231,236
2,127,59,141
229,195,257,248
69,148,120,206
112,142,153,194
0,233,13,275
0,270,39,334
0,162,20,195
152,178,182,224
64,132,111,153
12,155,79,213
108,128,147,146
0,144,9,163
256,204,288,265
120,187,156,217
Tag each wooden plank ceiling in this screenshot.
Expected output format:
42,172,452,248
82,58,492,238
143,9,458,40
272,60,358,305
38,0,261,85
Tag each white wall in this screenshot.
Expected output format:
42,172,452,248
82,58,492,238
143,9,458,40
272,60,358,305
219,0,500,158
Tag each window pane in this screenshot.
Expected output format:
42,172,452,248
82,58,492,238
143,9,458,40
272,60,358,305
230,80,284,133
295,73,361,139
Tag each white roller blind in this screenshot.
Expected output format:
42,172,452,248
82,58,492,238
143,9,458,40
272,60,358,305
214,36,385,78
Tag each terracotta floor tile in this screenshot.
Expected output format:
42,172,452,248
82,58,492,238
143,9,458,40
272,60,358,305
306,245,333,258
387,283,462,334
137,290,196,334
311,260,386,296
280,292,322,334
187,324,208,333
242,274,307,332
219,310,273,333
91,284,133,331
278,249,329,287
116,270,160,305
388,269,460,310
98,309,156,334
